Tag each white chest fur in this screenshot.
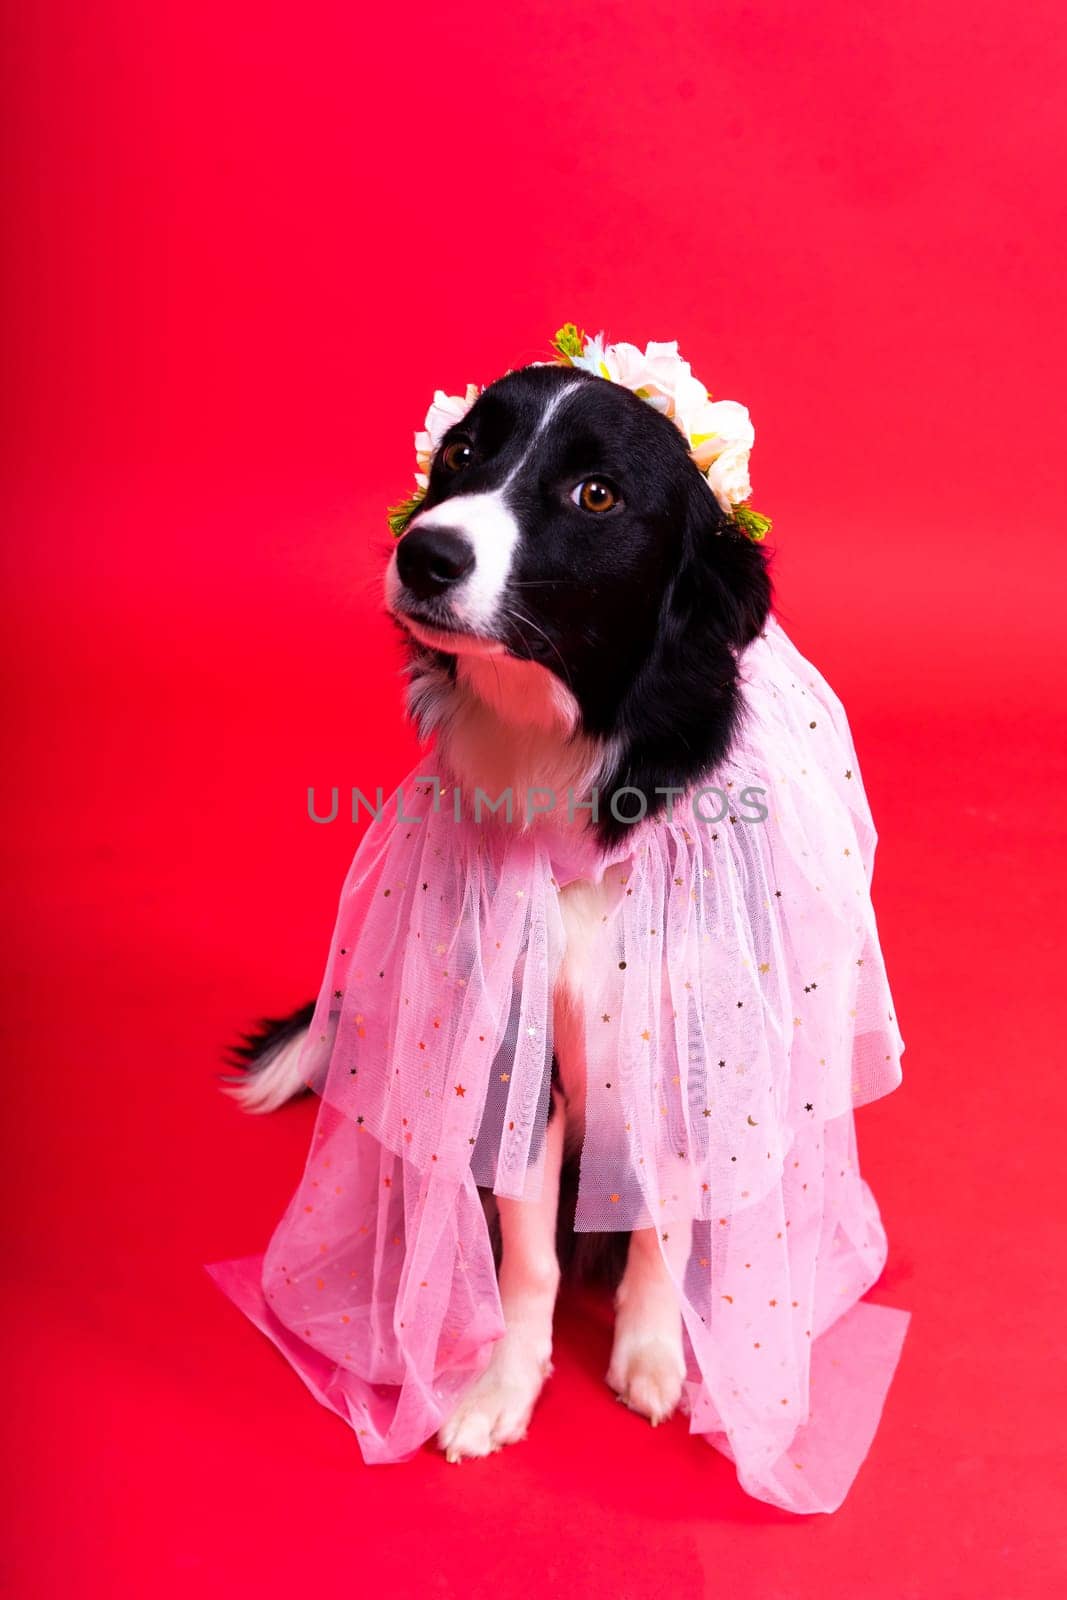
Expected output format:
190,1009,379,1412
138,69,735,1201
421,649,621,1146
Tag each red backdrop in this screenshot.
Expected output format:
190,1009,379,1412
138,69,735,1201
3,3,1065,1595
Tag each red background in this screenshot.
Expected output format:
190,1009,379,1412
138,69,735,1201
3,2,1065,1595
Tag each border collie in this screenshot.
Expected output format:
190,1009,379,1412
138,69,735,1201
232,361,773,1455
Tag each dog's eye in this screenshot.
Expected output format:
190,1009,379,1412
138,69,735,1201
440,440,475,473
572,479,619,513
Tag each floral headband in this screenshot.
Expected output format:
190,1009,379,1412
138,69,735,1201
388,324,771,542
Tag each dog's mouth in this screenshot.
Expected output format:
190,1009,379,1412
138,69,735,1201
391,606,508,659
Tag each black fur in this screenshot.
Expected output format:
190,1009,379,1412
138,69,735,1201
393,364,772,846
225,1000,315,1088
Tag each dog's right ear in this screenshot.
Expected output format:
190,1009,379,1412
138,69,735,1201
682,473,773,651
597,471,773,845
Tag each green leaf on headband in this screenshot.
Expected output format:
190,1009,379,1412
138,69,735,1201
732,504,772,542
552,322,586,364
387,487,426,538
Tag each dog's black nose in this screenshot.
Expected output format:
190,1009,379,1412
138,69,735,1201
396,525,476,599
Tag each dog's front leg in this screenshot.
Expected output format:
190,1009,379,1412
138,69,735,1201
607,1224,688,1425
438,1091,564,1462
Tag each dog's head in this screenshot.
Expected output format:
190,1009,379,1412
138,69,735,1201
386,363,772,841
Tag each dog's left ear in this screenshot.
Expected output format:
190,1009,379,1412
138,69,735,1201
682,473,772,649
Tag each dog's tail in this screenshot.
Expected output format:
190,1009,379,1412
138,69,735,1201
223,1001,315,1113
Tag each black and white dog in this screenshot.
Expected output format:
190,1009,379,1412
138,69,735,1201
232,363,771,1460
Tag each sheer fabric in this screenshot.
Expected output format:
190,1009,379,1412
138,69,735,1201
211,619,907,1513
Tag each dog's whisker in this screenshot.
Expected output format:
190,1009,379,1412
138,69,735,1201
507,579,576,590
501,602,574,690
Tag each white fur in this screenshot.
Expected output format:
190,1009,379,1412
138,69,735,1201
607,1227,687,1424
226,1028,309,1114
387,379,579,639
408,649,614,829
433,659,690,1454
409,490,522,632
440,870,687,1457
438,1090,565,1461
458,652,581,735
556,881,685,1425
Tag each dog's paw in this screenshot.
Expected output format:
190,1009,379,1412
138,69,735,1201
607,1332,686,1426
438,1336,552,1463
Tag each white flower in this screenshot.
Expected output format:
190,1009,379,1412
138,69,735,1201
572,337,689,415
572,336,705,421
606,340,654,393
414,383,480,478
705,441,752,511
671,374,714,442
684,398,755,471
638,341,690,412
408,333,760,522
569,333,617,382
